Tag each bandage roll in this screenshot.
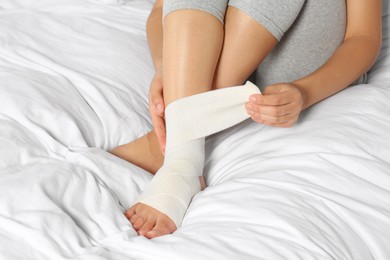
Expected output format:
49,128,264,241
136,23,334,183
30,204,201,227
165,81,261,147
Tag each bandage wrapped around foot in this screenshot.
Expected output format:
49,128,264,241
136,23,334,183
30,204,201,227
137,81,261,227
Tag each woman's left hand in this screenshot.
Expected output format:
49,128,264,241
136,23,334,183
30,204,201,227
245,83,306,128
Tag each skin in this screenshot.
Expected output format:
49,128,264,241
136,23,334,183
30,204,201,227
111,0,382,239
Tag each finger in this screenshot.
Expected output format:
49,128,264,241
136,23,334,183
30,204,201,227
246,102,298,117
149,84,165,115
252,117,296,128
151,114,166,154
150,99,164,116
252,113,299,127
199,176,206,191
262,119,297,128
252,111,298,124
250,92,294,106
149,98,166,154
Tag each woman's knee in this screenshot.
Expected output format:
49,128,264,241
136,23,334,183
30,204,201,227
163,0,229,24
228,0,306,40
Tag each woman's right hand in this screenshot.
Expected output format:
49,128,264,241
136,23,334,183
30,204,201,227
148,71,166,154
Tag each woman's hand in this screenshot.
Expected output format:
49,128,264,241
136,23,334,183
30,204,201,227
245,83,306,128
148,71,166,154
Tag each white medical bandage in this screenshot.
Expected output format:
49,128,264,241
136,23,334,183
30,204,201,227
137,81,261,227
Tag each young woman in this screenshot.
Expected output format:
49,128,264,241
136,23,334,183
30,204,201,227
112,0,382,239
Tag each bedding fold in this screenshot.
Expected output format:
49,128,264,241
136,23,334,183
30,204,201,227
0,0,389,259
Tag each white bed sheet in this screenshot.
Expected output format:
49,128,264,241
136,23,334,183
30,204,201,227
0,1,389,259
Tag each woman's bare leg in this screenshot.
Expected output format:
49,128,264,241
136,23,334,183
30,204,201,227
125,9,224,238
161,11,224,104
111,131,163,174
116,6,278,238
213,6,277,89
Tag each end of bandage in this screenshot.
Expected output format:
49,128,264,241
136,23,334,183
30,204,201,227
164,81,262,145
244,81,262,94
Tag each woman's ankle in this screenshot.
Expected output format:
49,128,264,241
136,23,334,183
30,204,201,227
111,131,164,174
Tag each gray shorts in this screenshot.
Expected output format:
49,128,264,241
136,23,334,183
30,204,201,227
163,0,365,87
163,0,306,41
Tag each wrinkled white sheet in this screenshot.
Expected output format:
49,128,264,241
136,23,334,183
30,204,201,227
0,1,389,259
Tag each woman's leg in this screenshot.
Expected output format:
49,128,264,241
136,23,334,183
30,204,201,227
112,0,338,176
212,6,277,89
111,3,227,175
126,8,226,238
162,10,224,105
117,6,282,239
118,0,311,238
111,131,163,174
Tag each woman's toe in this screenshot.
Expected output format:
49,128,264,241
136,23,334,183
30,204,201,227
133,216,146,230
124,207,136,219
145,219,176,239
137,218,156,236
145,226,168,239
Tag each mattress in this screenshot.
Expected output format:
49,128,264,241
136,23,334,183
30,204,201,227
0,0,389,259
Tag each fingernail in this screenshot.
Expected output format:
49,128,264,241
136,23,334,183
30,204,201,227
250,96,256,102
156,104,163,113
247,110,253,115
246,104,253,110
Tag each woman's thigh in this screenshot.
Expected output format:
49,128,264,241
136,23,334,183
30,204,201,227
229,0,347,88
163,0,229,23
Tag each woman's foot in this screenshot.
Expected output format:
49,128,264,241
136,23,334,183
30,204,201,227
110,130,164,174
125,203,177,238
111,130,206,238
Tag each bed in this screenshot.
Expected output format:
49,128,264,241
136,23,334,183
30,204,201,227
0,0,389,259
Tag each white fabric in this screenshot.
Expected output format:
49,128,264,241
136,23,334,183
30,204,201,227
138,82,261,227
0,1,390,260
165,81,261,145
